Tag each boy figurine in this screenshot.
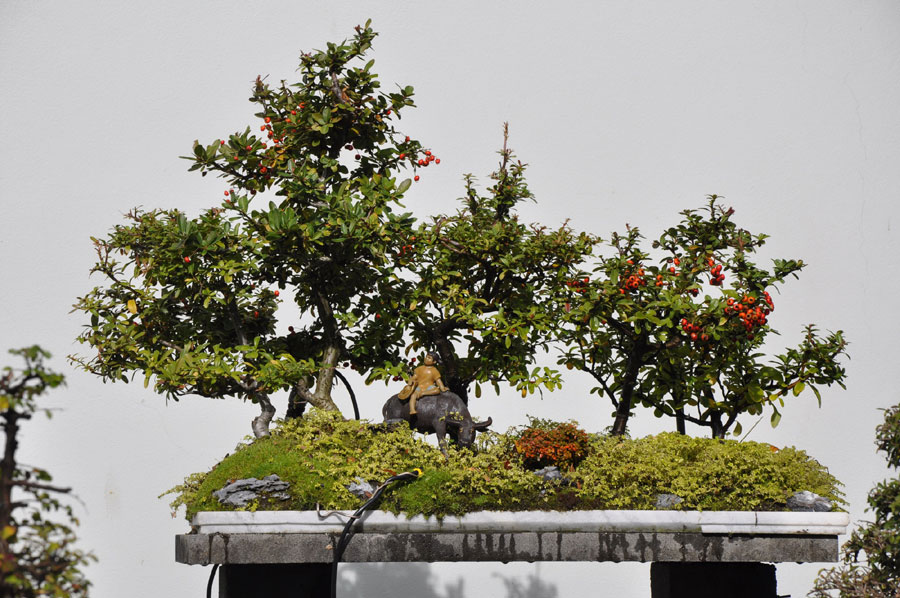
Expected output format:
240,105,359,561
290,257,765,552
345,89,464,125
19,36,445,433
398,352,448,415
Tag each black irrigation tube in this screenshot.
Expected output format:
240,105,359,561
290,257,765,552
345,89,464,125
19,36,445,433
202,471,420,597
206,563,219,598
331,469,422,598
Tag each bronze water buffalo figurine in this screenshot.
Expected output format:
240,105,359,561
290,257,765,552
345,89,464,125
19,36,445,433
382,391,492,457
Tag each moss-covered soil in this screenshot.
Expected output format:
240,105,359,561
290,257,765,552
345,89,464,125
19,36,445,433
164,410,844,521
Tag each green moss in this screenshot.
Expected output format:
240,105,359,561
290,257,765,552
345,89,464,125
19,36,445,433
162,410,844,521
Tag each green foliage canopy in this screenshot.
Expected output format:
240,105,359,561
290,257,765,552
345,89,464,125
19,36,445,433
812,404,900,597
557,199,848,437
0,347,94,598
72,22,429,435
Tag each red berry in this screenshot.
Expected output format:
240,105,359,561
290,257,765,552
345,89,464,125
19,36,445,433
246,145,252,151
224,190,230,196
254,311,259,318
405,136,410,142
220,140,226,145
414,175,420,182
274,290,280,297
184,256,190,263
265,117,271,123
260,167,267,173
435,158,440,164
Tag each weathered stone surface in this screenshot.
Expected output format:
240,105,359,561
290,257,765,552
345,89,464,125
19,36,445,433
346,478,377,500
655,494,684,509
787,490,833,512
213,474,291,507
532,466,570,484
176,531,839,565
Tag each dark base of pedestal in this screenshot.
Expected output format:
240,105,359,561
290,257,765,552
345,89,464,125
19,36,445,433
216,562,779,598
650,562,777,598
219,563,331,598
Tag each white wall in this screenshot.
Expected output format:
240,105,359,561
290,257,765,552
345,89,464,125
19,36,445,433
2,1,898,596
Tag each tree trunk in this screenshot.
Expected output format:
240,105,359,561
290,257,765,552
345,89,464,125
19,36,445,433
0,411,21,560
432,326,465,404
676,408,686,434
285,384,308,420
709,412,725,439
251,394,276,438
611,348,643,436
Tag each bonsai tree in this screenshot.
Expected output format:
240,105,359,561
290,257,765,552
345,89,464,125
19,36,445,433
557,199,848,437
365,126,596,403
73,22,432,436
1,347,94,598
811,404,900,598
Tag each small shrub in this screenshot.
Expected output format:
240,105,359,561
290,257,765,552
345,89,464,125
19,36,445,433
513,418,591,470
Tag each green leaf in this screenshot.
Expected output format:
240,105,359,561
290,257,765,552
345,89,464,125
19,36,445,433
792,381,805,397
770,410,782,428
396,178,412,194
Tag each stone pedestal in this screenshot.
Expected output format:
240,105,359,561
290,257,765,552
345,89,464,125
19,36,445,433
218,563,330,598
177,510,846,597
650,562,777,598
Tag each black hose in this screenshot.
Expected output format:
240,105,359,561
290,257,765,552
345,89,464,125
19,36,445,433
334,369,360,420
206,563,219,598
330,469,422,598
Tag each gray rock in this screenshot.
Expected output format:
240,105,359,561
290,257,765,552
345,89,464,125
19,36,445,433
533,466,562,481
787,490,832,512
655,494,684,509
346,478,378,500
214,474,291,507
532,466,576,490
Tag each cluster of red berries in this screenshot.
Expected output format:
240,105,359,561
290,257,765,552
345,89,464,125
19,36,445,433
707,258,725,286
566,277,590,293
620,262,646,294
397,235,417,258
680,318,710,343
667,256,681,275
411,148,440,183
416,150,440,167
391,357,420,381
724,292,773,332
260,116,284,145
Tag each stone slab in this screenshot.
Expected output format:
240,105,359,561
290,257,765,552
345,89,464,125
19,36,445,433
191,509,850,536
176,531,839,565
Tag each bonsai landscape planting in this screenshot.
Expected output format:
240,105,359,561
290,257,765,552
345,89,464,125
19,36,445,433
71,23,849,520
164,411,844,520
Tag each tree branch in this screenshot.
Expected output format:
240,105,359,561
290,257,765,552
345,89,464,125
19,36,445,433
11,480,72,494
